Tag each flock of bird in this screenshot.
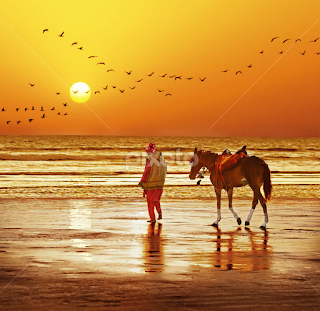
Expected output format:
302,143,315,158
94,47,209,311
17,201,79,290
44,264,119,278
2,28,319,126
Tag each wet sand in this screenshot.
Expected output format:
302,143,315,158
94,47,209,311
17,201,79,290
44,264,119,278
1,197,320,310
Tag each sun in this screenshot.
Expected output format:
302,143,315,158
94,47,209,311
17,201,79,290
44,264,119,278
70,82,91,103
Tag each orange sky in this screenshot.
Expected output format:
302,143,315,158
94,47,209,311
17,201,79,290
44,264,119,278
1,0,320,137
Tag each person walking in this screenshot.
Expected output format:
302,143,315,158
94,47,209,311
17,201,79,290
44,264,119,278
138,143,167,222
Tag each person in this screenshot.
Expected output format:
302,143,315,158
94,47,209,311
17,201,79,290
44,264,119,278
138,143,167,223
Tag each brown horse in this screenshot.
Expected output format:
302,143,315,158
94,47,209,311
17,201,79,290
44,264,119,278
189,147,272,229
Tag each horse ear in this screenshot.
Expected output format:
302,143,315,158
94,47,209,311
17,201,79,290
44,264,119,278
194,147,197,153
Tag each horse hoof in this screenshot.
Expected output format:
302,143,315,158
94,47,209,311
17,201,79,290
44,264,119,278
245,221,250,226
260,225,266,230
212,223,219,228
237,218,242,225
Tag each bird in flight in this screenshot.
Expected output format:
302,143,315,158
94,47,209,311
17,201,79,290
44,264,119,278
58,31,64,37
43,29,49,33
129,86,136,89
63,103,68,107
78,47,83,50
165,93,172,96
119,89,125,93
112,86,116,89
271,37,279,42
315,52,320,55
32,106,35,110
169,75,176,78
57,112,61,115
300,50,306,55
175,76,182,80
310,38,319,42
72,90,78,94
16,108,20,112
88,56,98,58
51,107,55,111
279,51,284,54
221,70,229,73
160,73,167,77
147,72,154,76
64,113,68,116
71,42,78,46
29,119,34,123
199,77,206,81
259,50,264,54
95,91,100,95
2,108,6,112
97,62,105,65
235,71,243,75
107,69,114,72
40,106,45,111
41,114,46,119
136,79,143,82
186,77,194,79
6,121,11,124
283,38,290,43
17,121,21,125
157,89,164,92
24,108,28,112
85,90,91,93
125,71,132,75
102,86,108,90
29,83,35,87
56,92,60,95
247,64,252,68
295,39,301,43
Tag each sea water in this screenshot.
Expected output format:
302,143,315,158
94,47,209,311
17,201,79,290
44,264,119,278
0,135,319,199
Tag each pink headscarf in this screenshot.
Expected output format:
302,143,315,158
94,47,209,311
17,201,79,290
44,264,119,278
145,142,156,154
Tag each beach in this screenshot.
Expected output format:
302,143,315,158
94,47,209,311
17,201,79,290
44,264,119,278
1,197,320,310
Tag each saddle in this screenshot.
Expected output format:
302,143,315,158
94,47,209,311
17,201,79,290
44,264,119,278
213,146,248,187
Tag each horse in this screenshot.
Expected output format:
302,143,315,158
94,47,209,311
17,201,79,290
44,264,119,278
189,147,272,230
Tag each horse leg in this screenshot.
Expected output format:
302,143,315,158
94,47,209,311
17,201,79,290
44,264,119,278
227,188,241,225
212,188,222,227
245,197,258,226
252,187,269,230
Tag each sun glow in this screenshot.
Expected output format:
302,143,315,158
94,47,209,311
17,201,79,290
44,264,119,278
70,82,91,103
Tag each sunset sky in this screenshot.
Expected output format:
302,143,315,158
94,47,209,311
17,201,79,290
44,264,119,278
1,0,320,137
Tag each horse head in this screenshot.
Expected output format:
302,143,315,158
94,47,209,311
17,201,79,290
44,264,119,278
189,147,204,180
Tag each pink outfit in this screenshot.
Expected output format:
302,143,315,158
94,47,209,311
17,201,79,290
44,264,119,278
140,159,163,220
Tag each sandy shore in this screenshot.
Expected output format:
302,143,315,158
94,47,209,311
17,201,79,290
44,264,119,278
1,197,320,310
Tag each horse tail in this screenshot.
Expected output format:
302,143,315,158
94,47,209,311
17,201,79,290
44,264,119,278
262,162,272,201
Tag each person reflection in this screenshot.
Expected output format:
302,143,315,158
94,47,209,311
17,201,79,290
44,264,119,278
143,223,164,272
211,227,271,271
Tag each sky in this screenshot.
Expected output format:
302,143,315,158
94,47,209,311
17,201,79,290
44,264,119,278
0,0,320,137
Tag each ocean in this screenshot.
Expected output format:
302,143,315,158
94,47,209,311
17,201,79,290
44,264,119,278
0,135,319,199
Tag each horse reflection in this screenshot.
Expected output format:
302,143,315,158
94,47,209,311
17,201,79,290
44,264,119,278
211,228,271,271
143,223,164,272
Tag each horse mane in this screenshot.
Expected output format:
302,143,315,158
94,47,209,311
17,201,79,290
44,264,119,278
199,150,218,165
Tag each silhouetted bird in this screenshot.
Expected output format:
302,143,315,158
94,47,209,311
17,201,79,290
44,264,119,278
315,52,320,55
17,121,21,125
32,106,35,110
259,50,264,54
78,47,83,50
95,91,100,95
107,69,114,72
63,103,68,107
175,76,182,80
235,71,242,75
43,29,48,33
221,70,228,73
72,90,78,94
29,83,35,87
57,112,61,115
29,119,33,123
88,56,98,58
125,71,132,75
136,79,143,82
102,86,108,90
58,31,64,37
199,77,206,81
40,106,44,111
283,38,290,43
51,107,55,110
160,73,167,77
157,89,164,92
295,39,302,43
129,86,136,89
71,42,78,46
97,62,105,65
112,86,116,89
41,114,46,118
85,90,91,93
16,108,20,112
56,92,60,95
147,72,154,76
169,75,176,78
165,93,172,96
271,37,279,42
310,38,319,42
2,108,6,112
119,89,125,93
186,77,194,79
24,108,28,111
247,64,252,68
279,51,284,54
6,121,11,124
64,113,68,116
300,50,306,55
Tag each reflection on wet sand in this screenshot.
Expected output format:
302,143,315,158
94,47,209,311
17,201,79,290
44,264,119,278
210,228,271,271
143,223,164,272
